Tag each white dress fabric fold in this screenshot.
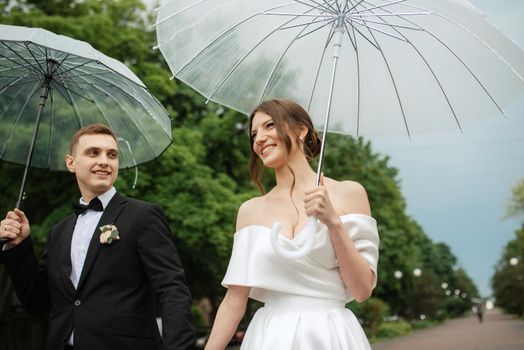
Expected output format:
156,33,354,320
222,214,379,350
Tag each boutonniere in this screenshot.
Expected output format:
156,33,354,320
99,224,120,244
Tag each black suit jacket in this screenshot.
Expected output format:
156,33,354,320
0,192,196,350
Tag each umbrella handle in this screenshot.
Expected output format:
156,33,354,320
270,216,317,259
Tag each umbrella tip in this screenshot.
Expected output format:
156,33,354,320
170,75,175,80
152,45,159,50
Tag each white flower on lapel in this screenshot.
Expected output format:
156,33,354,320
99,224,120,244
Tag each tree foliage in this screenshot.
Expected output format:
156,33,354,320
491,224,524,316
506,177,524,219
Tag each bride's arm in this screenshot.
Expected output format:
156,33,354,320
204,285,250,350
205,202,255,349
304,179,375,302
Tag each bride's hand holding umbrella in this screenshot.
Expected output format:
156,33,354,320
303,174,342,230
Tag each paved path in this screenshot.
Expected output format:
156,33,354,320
372,309,524,350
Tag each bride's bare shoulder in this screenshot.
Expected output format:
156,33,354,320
235,196,266,231
327,178,371,216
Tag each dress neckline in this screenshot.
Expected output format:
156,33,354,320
235,213,376,241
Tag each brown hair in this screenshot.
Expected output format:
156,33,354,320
248,99,321,193
69,123,117,154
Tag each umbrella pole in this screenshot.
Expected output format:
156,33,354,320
270,25,345,259
15,60,55,209
315,25,344,185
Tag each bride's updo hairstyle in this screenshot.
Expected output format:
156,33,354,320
248,99,321,193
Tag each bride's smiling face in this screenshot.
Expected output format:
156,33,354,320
251,111,291,168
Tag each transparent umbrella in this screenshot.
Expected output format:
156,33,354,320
155,0,524,258
0,24,172,210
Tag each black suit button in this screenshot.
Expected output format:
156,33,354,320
74,300,81,306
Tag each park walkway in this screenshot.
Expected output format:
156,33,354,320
372,309,524,350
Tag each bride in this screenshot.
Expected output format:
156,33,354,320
205,99,379,350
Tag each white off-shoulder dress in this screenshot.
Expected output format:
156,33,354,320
222,214,379,350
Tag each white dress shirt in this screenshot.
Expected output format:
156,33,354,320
68,187,116,345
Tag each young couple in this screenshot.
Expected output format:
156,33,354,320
0,99,378,350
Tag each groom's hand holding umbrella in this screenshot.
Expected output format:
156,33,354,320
0,209,30,249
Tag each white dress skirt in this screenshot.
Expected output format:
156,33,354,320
222,214,380,350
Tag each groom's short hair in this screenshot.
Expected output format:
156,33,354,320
70,123,118,154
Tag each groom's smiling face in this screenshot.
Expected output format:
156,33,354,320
65,133,119,201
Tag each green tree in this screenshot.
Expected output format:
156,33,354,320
506,177,524,219
491,225,524,317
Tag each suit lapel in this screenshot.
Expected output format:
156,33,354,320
75,192,127,293
61,215,77,294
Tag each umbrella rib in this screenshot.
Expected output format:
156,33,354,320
73,73,161,158
296,17,337,40
279,17,335,31
53,70,142,107
345,20,380,50
51,80,85,105
154,0,211,27
294,0,337,14
47,89,55,168
1,42,45,76
256,10,330,105
61,79,87,128
0,80,35,122
154,0,252,46
173,2,301,77
26,42,49,74
357,7,411,138
374,7,463,131
345,21,362,136
347,0,367,13
206,6,327,103
0,74,31,92
349,17,408,42
74,72,168,137
50,53,75,78
55,57,94,76
352,0,407,14
55,70,114,79
349,16,423,31
21,40,146,89
0,58,40,77
391,1,523,82
50,72,99,104
383,7,509,117
0,84,41,159
306,27,335,114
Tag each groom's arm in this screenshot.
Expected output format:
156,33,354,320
0,236,52,314
137,204,196,350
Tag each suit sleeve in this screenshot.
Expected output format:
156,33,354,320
0,236,51,314
137,204,196,350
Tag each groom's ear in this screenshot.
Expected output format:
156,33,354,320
65,154,75,173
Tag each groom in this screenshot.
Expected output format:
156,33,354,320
0,124,196,350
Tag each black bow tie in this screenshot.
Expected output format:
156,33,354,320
72,197,104,216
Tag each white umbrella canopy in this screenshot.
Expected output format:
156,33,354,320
155,0,524,258
155,0,524,136
0,24,172,208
